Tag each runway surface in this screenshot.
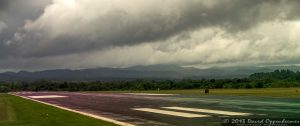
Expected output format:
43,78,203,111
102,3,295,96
12,92,300,126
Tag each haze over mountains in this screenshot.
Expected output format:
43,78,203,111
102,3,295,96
1,65,300,81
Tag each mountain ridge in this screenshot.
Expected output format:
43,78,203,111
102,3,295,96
1,65,300,81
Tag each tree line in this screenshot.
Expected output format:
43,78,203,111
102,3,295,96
1,69,300,92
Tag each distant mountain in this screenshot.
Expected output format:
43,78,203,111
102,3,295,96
1,65,300,81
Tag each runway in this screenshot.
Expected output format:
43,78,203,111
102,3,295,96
11,92,300,126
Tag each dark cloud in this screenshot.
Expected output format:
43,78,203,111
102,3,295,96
1,0,300,70
0,0,50,56
0,1,9,11
2,0,298,58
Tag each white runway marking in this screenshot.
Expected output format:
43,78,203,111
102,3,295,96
162,107,252,116
124,93,178,96
10,93,135,126
28,95,68,99
132,108,210,118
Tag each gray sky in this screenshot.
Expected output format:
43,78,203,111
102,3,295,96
1,0,300,71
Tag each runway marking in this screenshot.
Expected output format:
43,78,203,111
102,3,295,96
132,108,210,118
124,93,178,96
10,93,135,126
162,107,252,116
171,97,300,107
28,95,68,99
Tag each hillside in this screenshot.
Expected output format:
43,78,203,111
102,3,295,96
1,65,300,81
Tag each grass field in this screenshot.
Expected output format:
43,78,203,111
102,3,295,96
0,94,117,126
94,88,300,98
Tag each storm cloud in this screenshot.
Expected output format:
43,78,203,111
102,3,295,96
1,0,300,71
0,21,6,33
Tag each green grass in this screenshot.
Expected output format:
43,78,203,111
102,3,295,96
0,94,118,126
90,88,300,98
0,94,15,122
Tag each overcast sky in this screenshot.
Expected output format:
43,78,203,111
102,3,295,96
1,0,300,71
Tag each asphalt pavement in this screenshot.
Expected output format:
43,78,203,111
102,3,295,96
12,92,300,126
